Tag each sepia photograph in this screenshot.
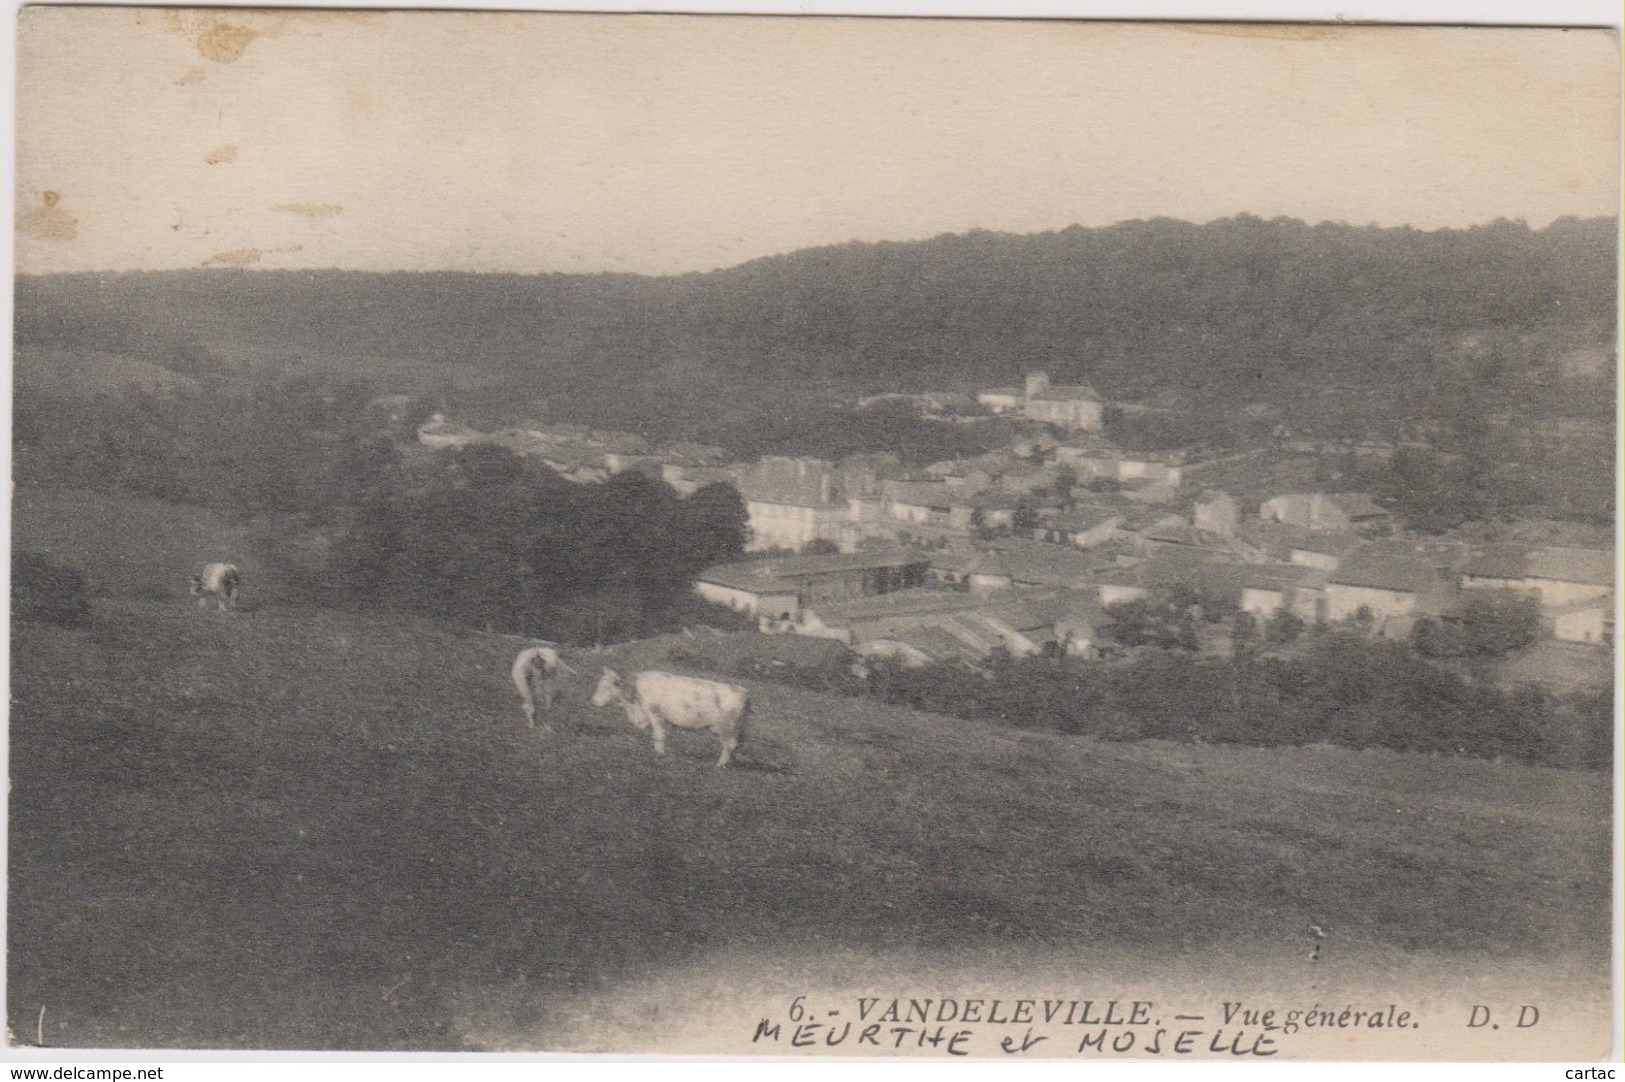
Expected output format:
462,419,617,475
7,5,1620,1061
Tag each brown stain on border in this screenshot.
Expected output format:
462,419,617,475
17,191,78,242
202,244,304,268
203,248,264,267
205,145,239,166
154,11,261,64
196,19,259,63
273,203,344,219
155,10,385,78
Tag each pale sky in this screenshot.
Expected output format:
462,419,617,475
14,9,1621,275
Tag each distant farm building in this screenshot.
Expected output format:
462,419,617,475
930,538,1116,594
1138,556,1328,624
1236,521,1363,571
975,371,1104,431
1032,506,1125,550
1259,492,1391,533
976,387,1024,414
694,548,930,627
1020,371,1104,432
739,457,852,552
796,585,1114,661
1053,440,1184,494
1324,555,1460,636
1461,546,1615,614
1547,600,1612,646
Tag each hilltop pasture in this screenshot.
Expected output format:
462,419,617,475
7,489,1613,1052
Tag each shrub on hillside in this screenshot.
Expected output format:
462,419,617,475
1264,610,1307,645
1409,617,1467,658
1413,595,1542,659
684,630,1601,771
333,463,751,642
1105,597,1199,651
1540,690,1614,772
1459,594,1543,657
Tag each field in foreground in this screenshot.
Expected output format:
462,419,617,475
7,491,1615,1055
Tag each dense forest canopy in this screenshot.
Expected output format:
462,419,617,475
16,215,1616,445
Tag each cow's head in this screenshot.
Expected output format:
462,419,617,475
188,576,204,596
591,668,623,709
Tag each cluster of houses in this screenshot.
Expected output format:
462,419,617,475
416,413,731,486
693,546,1118,663
693,491,1614,670
857,370,1109,430
412,374,1183,556
410,377,1613,672
729,431,1189,554
976,371,1107,431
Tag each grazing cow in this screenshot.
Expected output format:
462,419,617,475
591,668,748,768
189,563,241,612
512,643,575,734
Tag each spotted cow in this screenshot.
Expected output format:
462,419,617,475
591,668,748,768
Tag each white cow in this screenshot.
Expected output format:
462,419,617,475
591,668,748,768
512,643,575,734
189,563,241,612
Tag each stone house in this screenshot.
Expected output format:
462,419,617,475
1033,507,1125,549
1462,546,1614,614
1139,557,1327,624
928,549,1020,594
1259,492,1390,533
976,387,1024,414
1324,556,1459,636
883,480,969,530
741,457,854,552
1548,599,1612,646
1021,371,1104,432
1235,521,1362,571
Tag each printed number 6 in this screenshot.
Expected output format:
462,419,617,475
789,997,806,1021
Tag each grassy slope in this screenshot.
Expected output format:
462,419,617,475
12,488,273,604
14,348,200,398
8,491,1613,1052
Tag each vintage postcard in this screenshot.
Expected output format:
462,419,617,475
9,7,1619,1061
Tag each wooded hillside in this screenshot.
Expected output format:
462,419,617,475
16,215,1615,441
